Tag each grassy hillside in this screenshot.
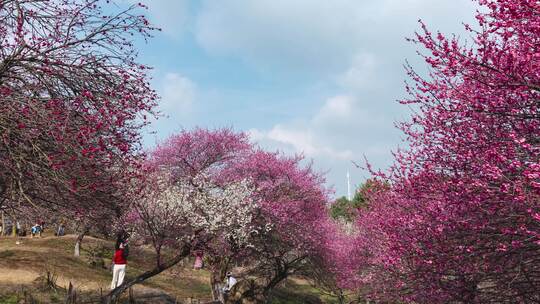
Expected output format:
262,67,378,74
0,234,338,303
0,233,211,303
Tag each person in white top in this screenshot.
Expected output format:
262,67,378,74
222,271,237,293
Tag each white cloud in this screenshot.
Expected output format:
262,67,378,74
160,73,196,113
126,0,191,38
246,128,265,142
193,0,476,73
194,0,364,71
248,93,398,196
143,72,197,146
249,93,389,161
119,0,191,38
313,95,363,127
337,53,379,90
267,125,316,156
251,123,354,161
316,95,353,119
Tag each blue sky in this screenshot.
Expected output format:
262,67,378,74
133,0,477,198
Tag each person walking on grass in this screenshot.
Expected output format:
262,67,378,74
110,232,129,289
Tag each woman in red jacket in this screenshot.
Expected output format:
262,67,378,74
110,233,129,289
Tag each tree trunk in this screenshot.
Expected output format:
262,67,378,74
230,263,290,303
74,227,89,257
226,279,265,304
263,271,288,299
102,245,191,304
336,290,346,304
1,211,5,236
210,257,230,301
210,273,222,302
11,218,17,237
261,257,305,300
211,275,225,303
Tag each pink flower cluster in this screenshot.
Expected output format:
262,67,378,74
337,1,540,302
0,0,157,213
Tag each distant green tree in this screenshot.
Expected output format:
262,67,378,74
330,196,354,221
330,179,389,222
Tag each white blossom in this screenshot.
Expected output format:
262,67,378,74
148,173,258,245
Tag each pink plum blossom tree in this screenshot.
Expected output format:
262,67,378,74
348,0,540,303
221,150,335,302
0,0,157,219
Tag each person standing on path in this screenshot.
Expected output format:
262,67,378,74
193,250,204,270
56,223,65,236
110,233,129,289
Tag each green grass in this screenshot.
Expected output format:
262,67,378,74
268,279,345,304
0,234,212,302
0,295,18,304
